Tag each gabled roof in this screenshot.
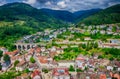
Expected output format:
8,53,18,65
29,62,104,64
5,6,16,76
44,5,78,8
53,68,69,76
31,69,41,78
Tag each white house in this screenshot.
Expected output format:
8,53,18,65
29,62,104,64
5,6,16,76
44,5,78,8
57,60,75,68
107,66,113,71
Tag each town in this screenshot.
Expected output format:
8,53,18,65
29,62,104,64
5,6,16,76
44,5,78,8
0,23,120,79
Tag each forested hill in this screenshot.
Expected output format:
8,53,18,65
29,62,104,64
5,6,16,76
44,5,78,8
78,4,120,25
0,2,67,29
40,8,101,22
0,2,68,50
40,8,75,22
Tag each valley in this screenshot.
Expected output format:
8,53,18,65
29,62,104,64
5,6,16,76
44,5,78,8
0,2,120,79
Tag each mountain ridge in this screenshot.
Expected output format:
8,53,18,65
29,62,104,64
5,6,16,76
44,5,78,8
78,4,120,25
40,8,102,22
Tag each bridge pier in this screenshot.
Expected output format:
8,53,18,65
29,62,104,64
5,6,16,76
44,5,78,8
16,45,19,50
15,43,37,51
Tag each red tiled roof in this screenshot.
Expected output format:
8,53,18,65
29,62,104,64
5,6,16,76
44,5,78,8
31,70,40,78
110,72,120,79
28,49,34,54
5,50,19,56
17,60,26,66
76,57,85,60
53,68,69,76
114,74,120,79
103,43,119,46
35,47,41,53
38,56,48,64
100,74,106,79
5,52,12,55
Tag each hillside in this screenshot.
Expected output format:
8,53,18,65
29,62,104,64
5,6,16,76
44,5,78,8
78,4,120,25
0,2,68,50
74,9,102,22
40,8,101,22
0,2,67,29
40,8,75,22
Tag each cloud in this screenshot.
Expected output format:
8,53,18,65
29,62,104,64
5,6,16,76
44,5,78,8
45,1,51,6
0,0,6,6
23,0,37,5
57,1,67,8
1,0,120,12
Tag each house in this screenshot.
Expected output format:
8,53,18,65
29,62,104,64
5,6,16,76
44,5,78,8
99,25,106,29
57,60,75,68
31,70,42,79
100,43,120,48
91,30,98,34
100,30,106,34
41,47,46,52
90,73,99,79
2,61,11,71
106,31,113,35
4,50,19,57
12,50,19,56
110,72,120,79
28,63,38,71
28,48,34,54
61,46,68,49
50,47,57,52
16,73,29,79
0,47,8,53
35,56,57,68
107,25,112,31
21,73,29,79
76,55,88,70
37,56,48,67
100,59,110,66
52,68,70,79
11,55,24,64
49,51,57,58
49,34,55,39
107,66,113,71
109,39,120,44
56,48,64,54
24,53,32,62
35,47,41,53
100,73,106,79
77,72,86,79
84,37,92,41
88,26,92,29
16,60,27,71
114,61,120,71
4,52,12,57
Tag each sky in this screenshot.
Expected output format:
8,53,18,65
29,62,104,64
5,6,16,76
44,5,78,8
0,0,120,12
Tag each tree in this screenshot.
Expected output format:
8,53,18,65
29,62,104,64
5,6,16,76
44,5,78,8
0,50,3,58
42,68,48,73
112,26,117,32
69,65,75,72
82,44,86,49
3,54,10,62
24,68,30,73
30,57,35,63
0,63,2,70
76,68,83,72
93,42,98,48
109,57,114,61
98,55,104,59
14,60,19,67
109,48,120,56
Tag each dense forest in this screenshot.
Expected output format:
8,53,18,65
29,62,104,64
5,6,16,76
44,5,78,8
78,4,120,25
